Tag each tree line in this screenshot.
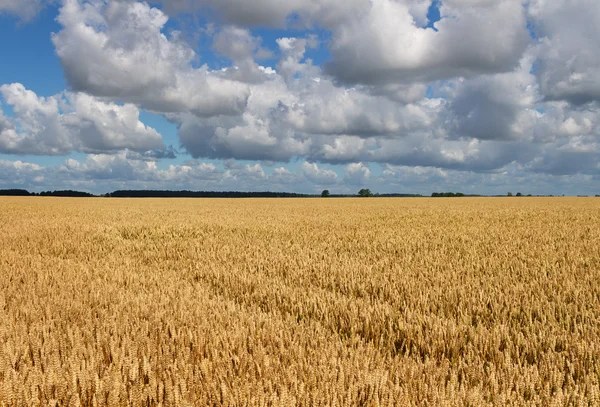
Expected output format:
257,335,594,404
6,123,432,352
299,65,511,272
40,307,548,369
0,189,95,197
1,189,595,198
107,190,312,198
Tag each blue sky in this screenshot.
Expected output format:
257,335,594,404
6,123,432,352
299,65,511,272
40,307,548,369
0,0,599,195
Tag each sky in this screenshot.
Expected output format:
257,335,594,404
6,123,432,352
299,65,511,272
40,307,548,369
0,0,599,195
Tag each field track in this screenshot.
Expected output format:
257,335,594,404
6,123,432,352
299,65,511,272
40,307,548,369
1,197,599,406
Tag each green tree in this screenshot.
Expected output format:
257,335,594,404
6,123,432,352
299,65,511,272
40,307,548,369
508,192,513,197
358,189,373,197
321,190,330,197
516,192,522,197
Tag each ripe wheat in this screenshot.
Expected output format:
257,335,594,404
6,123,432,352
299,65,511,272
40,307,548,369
0,197,599,406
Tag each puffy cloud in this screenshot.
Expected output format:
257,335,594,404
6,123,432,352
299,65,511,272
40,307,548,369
3,0,598,192
0,105,17,144
269,166,299,185
0,0,45,21
156,0,455,31
0,154,332,193
280,82,438,137
379,163,599,196
52,0,250,116
310,136,373,163
529,0,600,104
325,0,530,85
54,0,597,108
301,162,338,185
344,162,371,185
276,36,319,82
0,159,45,187
0,83,164,155
227,162,265,181
212,26,274,84
63,151,222,182
524,118,600,176
175,54,441,162
213,26,261,61
125,146,178,161
49,152,227,191
177,111,311,161
369,136,539,172
155,0,369,28
1,153,599,196
446,54,540,141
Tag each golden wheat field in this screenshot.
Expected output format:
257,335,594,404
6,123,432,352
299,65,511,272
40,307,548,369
1,197,600,406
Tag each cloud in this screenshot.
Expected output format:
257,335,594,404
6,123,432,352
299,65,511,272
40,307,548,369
212,26,274,84
174,51,441,162
3,0,596,191
269,166,299,185
0,0,45,21
344,162,371,185
3,155,308,193
310,136,374,163
177,110,311,161
0,83,165,155
30,155,321,192
1,152,599,196
528,0,600,105
325,0,530,85
279,82,438,137
0,105,17,144
155,0,368,28
379,163,599,196
52,0,250,116
0,159,45,187
446,53,539,141
369,136,539,172
126,146,178,161
58,151,224,184
301,162,338,185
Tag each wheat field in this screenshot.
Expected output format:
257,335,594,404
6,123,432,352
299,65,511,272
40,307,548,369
0,197,599,406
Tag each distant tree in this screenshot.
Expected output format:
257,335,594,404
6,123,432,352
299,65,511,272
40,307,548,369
107,190,315,198
508,192,513,197
432,192,464,197
527,194,533,197
0,189,31,196
358,189,373,197
39,190,96,197
321,190,330,197
516,192,522,197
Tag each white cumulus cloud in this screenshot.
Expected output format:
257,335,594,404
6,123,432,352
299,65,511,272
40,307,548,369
0,83,164,155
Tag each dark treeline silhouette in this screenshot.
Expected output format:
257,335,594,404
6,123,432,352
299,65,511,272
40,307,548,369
39,190,96,197
0,189,31,196
432,192,466,197
0,189,96,197
107,190,314,198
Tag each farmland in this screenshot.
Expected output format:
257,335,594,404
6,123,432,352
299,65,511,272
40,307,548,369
1,197,599,406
